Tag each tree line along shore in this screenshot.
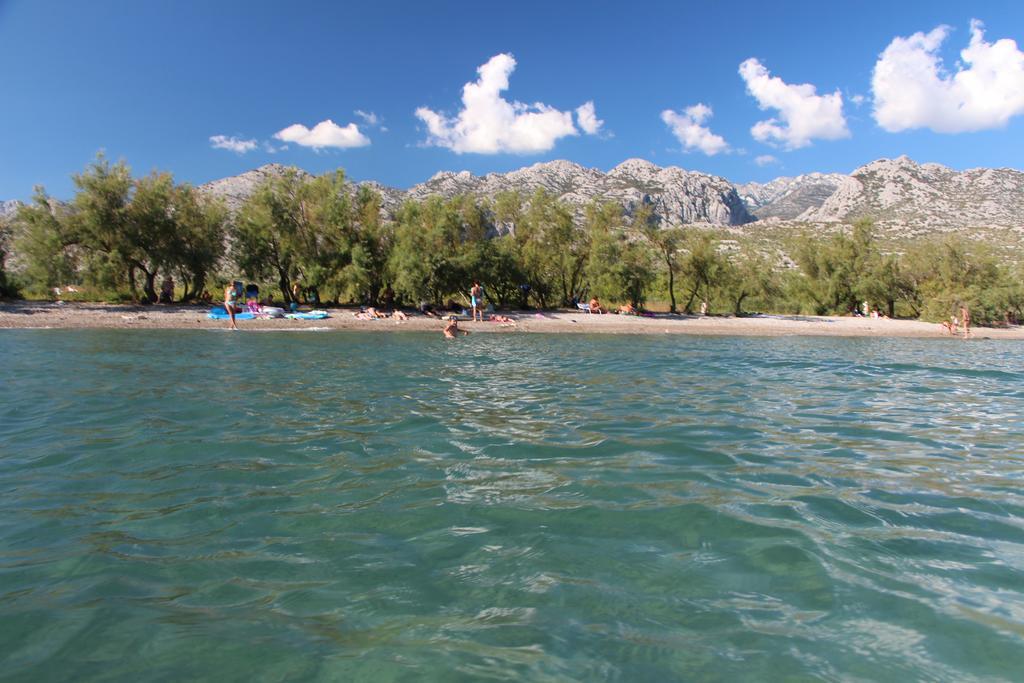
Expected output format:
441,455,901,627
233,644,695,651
1,154,1022,326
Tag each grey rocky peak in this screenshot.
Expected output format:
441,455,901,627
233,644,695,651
199,163,311,214
192,155,1024,237
0,200,23,220
198,158,752,227
403,158,752,226
736,172,846,220
798,156,1024,230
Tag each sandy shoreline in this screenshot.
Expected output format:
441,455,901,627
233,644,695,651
2,301,1021,339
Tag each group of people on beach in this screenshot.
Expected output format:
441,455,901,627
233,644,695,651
941,305,972,338
221,279,509,336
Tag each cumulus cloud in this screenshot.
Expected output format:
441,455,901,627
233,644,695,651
273,119,370,150
872,20,1024,133
415,53,586,154
754,154,779,166
575,101,604,135
660,103,730,155
739,58,849,149
209,135,257,153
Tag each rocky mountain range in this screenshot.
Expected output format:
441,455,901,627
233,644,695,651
197,156,1024,238
200,158,754,227
797,156,1024,232
6,157,1023,240
735,173,846,221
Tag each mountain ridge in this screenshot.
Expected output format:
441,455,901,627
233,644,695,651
6,158,1023,238
195,155,1024,235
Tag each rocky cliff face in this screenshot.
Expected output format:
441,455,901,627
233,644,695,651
199,164,312,214
0,200,23,221
197,159,754,227
736,173,846,220
798,156,1024,231
141,155,1024,238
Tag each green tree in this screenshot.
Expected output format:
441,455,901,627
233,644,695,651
586,201,654,307
232,169,354,303
388,197,463,304
13,188,78,293
514,190,585,307
169,185,227,301
678,232,730,313
344,185,392,304
791,218,881,315
723,244,782,316
69,155,137,295
903,238,1019,324
125,171,179,302
0,215,17,297
633,202,684,313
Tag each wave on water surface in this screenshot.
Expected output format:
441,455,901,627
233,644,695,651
1,330,1023,681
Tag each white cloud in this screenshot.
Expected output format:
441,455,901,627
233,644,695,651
575,101,604,135
739,58,849,149
209,135,257,153
754,154,779,166
273,119,370,150
850,94,867,107
660,103,729,155
415,53,582,154
872,20,1024,133
355,110,381,127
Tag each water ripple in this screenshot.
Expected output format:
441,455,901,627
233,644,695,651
1,330,1023,681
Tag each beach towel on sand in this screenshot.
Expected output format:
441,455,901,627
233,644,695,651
285,310,330,320
207,307,255,320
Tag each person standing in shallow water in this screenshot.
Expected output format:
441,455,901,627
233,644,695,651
470,281,484,322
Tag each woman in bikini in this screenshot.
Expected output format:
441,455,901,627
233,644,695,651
224,283,241,330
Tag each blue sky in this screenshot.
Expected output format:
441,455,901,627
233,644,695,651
1,0,1023,199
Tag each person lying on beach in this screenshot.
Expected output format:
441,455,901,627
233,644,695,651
488,314,515,323
589,297,606,314
224,284,240,330
392,310,409,321
419,301,440,317
443,317,470,338
618,303,636,315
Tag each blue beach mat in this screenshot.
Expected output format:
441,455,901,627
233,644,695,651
285,311,330,320
207,307,255,320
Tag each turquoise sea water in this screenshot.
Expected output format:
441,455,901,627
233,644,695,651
1,330,1023,681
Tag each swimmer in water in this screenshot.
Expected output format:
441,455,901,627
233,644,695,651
443,317,469,339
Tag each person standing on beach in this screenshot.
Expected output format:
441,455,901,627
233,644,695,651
961,305,971,338
224,283,240,330
470,281,484,322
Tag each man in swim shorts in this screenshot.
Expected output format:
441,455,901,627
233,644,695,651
470,281,484,322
